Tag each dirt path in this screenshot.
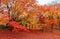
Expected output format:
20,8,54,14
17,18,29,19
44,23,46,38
0,29,60,39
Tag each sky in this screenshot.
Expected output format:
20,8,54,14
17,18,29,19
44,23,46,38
36,0,60,6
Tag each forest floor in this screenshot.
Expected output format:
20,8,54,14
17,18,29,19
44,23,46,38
0,29,60,39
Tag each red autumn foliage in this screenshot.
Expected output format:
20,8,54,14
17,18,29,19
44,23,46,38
8,21,30,32
38,15,46,22
0,0,60,32
8,21,21,28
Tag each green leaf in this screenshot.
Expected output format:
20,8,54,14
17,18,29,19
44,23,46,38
0,25,8,29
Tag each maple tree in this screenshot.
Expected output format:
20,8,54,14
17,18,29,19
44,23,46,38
0,0,60,32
